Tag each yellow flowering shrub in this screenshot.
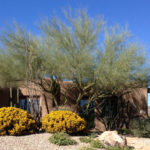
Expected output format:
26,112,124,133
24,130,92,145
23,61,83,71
42,110,86,133
0,107,37,136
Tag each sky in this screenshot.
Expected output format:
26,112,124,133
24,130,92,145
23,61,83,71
0,0,150,105
0,0,150,50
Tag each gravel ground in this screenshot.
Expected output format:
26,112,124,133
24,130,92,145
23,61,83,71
126,136,150,150
0,133,90,150
0,133,150,150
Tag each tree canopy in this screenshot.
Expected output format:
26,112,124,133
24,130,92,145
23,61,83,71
0,10,149,106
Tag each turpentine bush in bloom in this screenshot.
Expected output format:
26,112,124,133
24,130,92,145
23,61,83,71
0,107,37,135
42,110,86,133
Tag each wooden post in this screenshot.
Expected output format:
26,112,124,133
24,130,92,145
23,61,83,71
17,88,19,107
10,87,12,99
9,87,13,107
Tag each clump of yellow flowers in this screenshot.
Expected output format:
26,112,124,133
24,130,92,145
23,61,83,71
42,110,86,133
0,107,37,136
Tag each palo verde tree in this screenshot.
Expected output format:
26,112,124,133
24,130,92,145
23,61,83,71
40,10,104,110
94,26,150,129
0,24,62,111
40,10,149,129
0,10,149,127
95,26,149,96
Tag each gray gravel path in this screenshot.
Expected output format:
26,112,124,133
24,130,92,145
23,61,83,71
1,133,150,150
0,133,89,150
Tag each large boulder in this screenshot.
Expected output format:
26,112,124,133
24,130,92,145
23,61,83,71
98,131,127,147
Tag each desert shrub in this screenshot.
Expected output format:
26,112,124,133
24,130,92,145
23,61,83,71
49,132,77,146
106,146,133,150
88,133,97,138
79,137,93,143
90,140,105,148
129,117,150,138
0,107,37,136
79,133,97,143
78,146,94,150
117,128,132,135
79,102,95,129
42,110,86,133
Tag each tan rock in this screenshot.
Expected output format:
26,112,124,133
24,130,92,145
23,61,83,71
98,130,127,147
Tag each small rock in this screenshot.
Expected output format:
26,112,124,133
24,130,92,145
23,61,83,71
98,130,127,147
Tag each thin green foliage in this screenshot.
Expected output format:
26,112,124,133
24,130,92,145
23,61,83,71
49,132,77,146
90,140,105,148
79,137,93,143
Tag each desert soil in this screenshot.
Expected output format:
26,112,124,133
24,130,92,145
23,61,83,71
126,136,150,150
